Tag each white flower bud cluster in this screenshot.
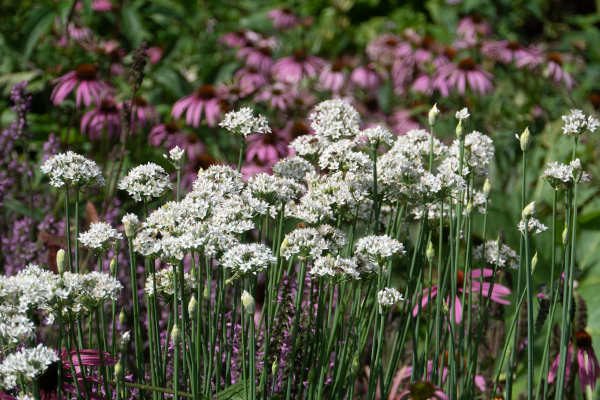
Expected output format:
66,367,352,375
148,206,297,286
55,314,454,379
540,159,590,190
440,131,494,178
41,151,105,189
282,228,329,260
378,287,404,307
78,221,123,253
309,99,361,140
0,344,59,390
272,156,315,183
473,240,520,269
561,109,599,137
118,163,173,202
219,107,271,137
220,243,277,276
354,235,405,265
145,267,198,302
359,126,394,149
310,256,361,283
246,172,305,206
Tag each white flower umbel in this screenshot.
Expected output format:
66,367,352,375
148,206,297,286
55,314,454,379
41,151,105,189
354,235,405,265
246,173,305,206
67,271,123,308
359,126,393,149
319,139,373,172
378,287,404,314
219,107,271,137
282,228,329,260
0,311,35,345
118,163,173,202
272,156,315,183
317,224,348,255
518,218,548,236
191,165,245,201
164,146,185,170
0,264,67,313
310,256,360,283
289,134,331,160
455,108,470,121
387,129,448,164
562,109,600,137
540,159,590,190
309,99,361,140
145,267,197,302
473,240,520,269
0,344,59,390
78,221,122,253
220,243,276,277
440,131,494,178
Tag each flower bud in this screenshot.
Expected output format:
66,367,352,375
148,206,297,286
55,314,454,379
483,179,491,200
56,249,66,275
351,353,360,376
124,219,135,238
428,103,440,126
115,360,123,379
426,242,435,264
531,251,538,273
119,308,126,326
307,366,315,384
110,257,117,275
190,265,196,280
571,159,584,183
442,299,450,319
203,285,210,300
242,290,255,315
456,120,465,141
466,201,473,218
171,324,181,346
519,127,531,152
272,358,279,376
522,202,535,221
295,336,302,350
563,224,570,246
119,331,131,351
280,237,289,255
188,295,198,319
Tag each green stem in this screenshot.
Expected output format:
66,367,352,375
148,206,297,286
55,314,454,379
65,185,73,272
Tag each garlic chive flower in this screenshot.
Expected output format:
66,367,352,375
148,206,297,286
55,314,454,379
561,109,599,137
145,268,198,303
219,107,271,137
282,227,329,260
41,151,105,189
310,256,360,283
272,156,316,183
354,235,405,265
359,126,394,150
246,173,305,206
289,134,331,160
540,159,590,190
517,202,547,236
455,107,470,124
309,99,361,140
67,271,123,308
78,221,122,254
164,146,185,169
378,287,404,314
0,312,35,345
0,344,59,390
319,139,373,172
220,243,276,277
473,240,520,269
118,163,173,202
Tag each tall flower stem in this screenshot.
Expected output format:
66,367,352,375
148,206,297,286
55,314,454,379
429,125,435,172
96,306,112,398
238,140,247,173
75,189,80,273
126,236,144,392
172,262,180,400
372,149,380,235
64,185,73,271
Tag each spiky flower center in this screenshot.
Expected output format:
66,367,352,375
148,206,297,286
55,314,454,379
471,13,483,23
547,52,563,66
458,57,477,71
165,123,179,133
197,84,216,100
590,93,600,110
575,331,592,347
134,97,148,106
507,41,521,50
294,49,308,63
332,61,345,72
444,47,457,61
76,64,97,80
100,99,117,112
291,121,309,138
38,360,59,394
409,381,437,400
421,36,435,50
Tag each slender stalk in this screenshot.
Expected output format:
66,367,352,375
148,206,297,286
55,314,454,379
64,185,73,272
238,139,247,173
75,189,80,273
524,222,534,399
372,149,380,235
126,237,145,391
106,380,195,398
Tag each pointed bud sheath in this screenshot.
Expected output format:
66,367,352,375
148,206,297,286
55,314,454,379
56,249,66,275
241,290,256,315
272,359,279,376
466,201,473,218
110,257,117,275
456,120,465,141
203,285,210,300
351,354,360,376
572,160,584,183
280,237,290,255
428,104,440,126
119,308,126,326
190,265,196,280
188,295,198,319
563,224,570,246
171,324,181,346
115,360,123,379
522,202,534,221
442,299,450,319
532,251,538,273
519,127,531,152
307,366,315,384
124,219,135,238
483,179,491,200
119,331,131,351
426,242,435,264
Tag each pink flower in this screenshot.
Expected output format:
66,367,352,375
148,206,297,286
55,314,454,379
271,50,325,84
267,8,298,30
246,128,291,164
181,154,220,190
432,47,457,68
241,159,277,182
216,79,253,102
67,23,92,42
481,40,531,64
80,39,126,76
433,57,494,95
172,84,222,128
412,73,452,97
280,120,313,139
219,30,252,48
518,50,576,91
285,87,317,110
457,14,492,41
407,34,441,65
118,97,159,133
398,381,449,400
549,331,600,392
254,83,289,111
92,0,114,11
234,66,269,91
366,34,411,66
350,63,383,91
146,45,165,64
149,123,189,149
237,45,274,74
413,269,511,324
51,64,110,108
397,359,486,393
319,60,348,92
390,107,424,135
81,96,121,141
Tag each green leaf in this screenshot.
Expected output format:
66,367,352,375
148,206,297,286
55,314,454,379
23,7,57,60
3,198,44,221
121,7,145,47
215,381,249,400
154,67,192,99
80,0,93,18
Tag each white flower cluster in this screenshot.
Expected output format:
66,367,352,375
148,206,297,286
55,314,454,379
441,131,494,177
378,287,404,307
517,203,547,237
388,129,448,163
473,240,520,269
0,344,59,390
354,235,405,264
318,139,373,172
78,221,122,253
540,159,590,190
282,227,329,260
562,109,599,137
164,146,185,169
289,134,330,160
219,107,271,137
455,108,470,121
246,173,305,206
41,151,105,189
118,163,173,202
145,267,198,302
65,271,123,308
359,126,394,149
272,156,315,183
220,243,276,276
0,311,35,345
309,99,361,140
310,256,360,283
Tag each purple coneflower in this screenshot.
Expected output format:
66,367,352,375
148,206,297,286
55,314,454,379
119,97,159,133
241,159,277,182
456,13,492,40
217,79,253,102
51,64,109,108
267,8,298,30
237,44,274,74
246,128,291,164
548,331,599,392
80,39,126,76
92,0,114,11
397,359,486,393
234,66,269,91
413,269,510,324
434,57,494,95
219,30,252,48
146,45,165,64
254,83,290,111
81,96,121,140
390,105,425,135
517,49,575,91
398,381,449,400
271,50,325,84
319,60,348,92
281,120,312,139
350,63,383,92
67,23,92,42
432,46,457,68
172,84,222,128
412,73,452,97
408,34,440,65
149,123,189,149
481,40,531,64
285,87,317,110
366,34,411,65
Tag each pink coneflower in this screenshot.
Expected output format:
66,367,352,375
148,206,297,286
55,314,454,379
413,269,510,324
285,87,317,110
220,30,252,48
319,60,348,92
412,73,452,97
432,46,457,68
216,78,253,102
390,105,425,135
518,50,576,91
81,96,121,140
172,84,221,128
366,34,412,66
434,57,494,95
67,23,92,41
481,40,531,64
391,60,415,95
254,83,289,111
457,13,492,40
267,8,298,30
350,63,383,91
146,45,165,64
234,66,269,91
237,45,274,74
280,120,313,139
548,331,599,392
80,39,126,76
408,34,441,65
398,381,449,400
246,128,291,164
148,123,189,149
51,64,110,108
271,50,325,84
119,97,159,133
396,359,486,393
241,159,277,182
92,0,114,12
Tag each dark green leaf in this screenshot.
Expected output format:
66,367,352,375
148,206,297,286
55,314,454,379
3,198,44,221
23,7,57,60
215,381,249,400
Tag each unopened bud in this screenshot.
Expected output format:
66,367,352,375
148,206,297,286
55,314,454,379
483,179,491,200
119,331,131,351
426,242,435,264
188,295,198,319
531,251,538,273
351,354,360,376
466,201,473,218
124,219,135,238
110,257,117,275
203,285,210,300
190,265,196,280
272,358,279,376
56,249,66,275
307,366,315,384
171,324,181,345
456,120,465,141
295,336,302,350
442,299,450,319
522,202,535,221
563,224,570,246
115,360,123,379
518,127,531,152
280,237,289,255
241,290,255,315
571,159,584,183
119,308,126,326
428,103,440,126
